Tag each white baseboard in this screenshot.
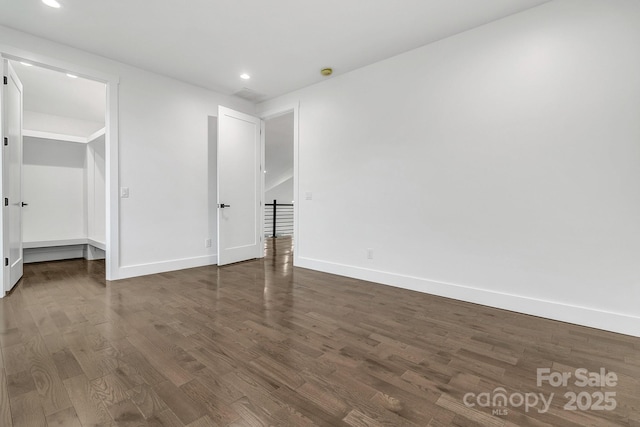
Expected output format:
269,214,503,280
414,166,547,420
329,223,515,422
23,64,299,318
84,245,105,261
24,246,85,264
296,256,640,338
24,240,107,264
115,254,218,280
87,239,106,250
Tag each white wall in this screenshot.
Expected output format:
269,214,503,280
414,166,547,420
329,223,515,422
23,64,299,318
87,134,105,243
23,131,105,262
24,111,103,137
264,112,294,203
265,177,293,204
0,25,255,278
23,137,86,242
258,0,640,336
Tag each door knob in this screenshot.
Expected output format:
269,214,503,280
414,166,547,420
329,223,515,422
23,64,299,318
21,202,28,207
219,203,230,208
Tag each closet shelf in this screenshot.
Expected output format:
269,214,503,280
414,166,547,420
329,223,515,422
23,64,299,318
24,238,105,250
23,128,105,144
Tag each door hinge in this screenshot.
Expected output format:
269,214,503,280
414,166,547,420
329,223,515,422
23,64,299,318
3,137,7,146
4,258,8,267
4,198,7,207
3,76,7,85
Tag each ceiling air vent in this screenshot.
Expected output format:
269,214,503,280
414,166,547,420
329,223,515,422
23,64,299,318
233,87,265,102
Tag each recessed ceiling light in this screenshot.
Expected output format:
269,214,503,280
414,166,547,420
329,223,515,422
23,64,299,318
66,73,78,79
20,62,33,67
240,73,251,80
42,0,61,8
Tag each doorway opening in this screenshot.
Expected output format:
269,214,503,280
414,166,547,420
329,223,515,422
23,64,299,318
14,61,107,264
1,54,117,295
262,109,296,260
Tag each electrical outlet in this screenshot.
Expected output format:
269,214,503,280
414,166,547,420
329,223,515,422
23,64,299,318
205,238,212,248
367,248,373,259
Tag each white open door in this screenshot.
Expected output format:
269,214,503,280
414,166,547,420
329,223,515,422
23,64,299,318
217,106,262,266
2,60,24,293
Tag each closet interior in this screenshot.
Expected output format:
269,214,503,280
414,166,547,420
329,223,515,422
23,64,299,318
13,62,107,263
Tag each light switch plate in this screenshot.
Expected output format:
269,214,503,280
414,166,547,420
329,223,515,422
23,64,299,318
120,187,129,198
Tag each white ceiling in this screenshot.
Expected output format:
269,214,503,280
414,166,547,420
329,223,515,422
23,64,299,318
11,61,106,123
0,0,550,102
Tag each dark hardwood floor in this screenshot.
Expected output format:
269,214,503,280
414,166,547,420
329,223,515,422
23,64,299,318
1,237,638,426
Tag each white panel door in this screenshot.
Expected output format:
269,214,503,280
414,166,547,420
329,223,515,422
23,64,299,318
217,106,262,266
2,61,24,291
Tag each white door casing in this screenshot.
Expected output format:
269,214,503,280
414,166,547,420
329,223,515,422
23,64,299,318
2,60,24,292
217,106,262,266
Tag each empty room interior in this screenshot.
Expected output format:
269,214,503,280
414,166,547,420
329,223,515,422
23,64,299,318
0,0,639,426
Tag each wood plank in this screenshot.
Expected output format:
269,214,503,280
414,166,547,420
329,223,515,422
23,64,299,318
127,332,194,386
193,367,244,405
296,380,350,418
3,344,29,375
6,370,36,398
45,407,83,427
0,365,12,427
154,380,207,425
126,383,168,419
221,369,284,419
436,395,505,427
146,409,183,427
69,346,112,380
229,396,280,427
114,347,167,387
90,373,130,407
63,374,114,427
41,333,67,354
186,415,219,427
106,399,146,427
247,355,305,389
187,346,235,375
180,378,240,425
10,390,46,427
23,334,72,415
51,349,83,380
0,329,21,349
272,384,349,426
343,410,385,427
